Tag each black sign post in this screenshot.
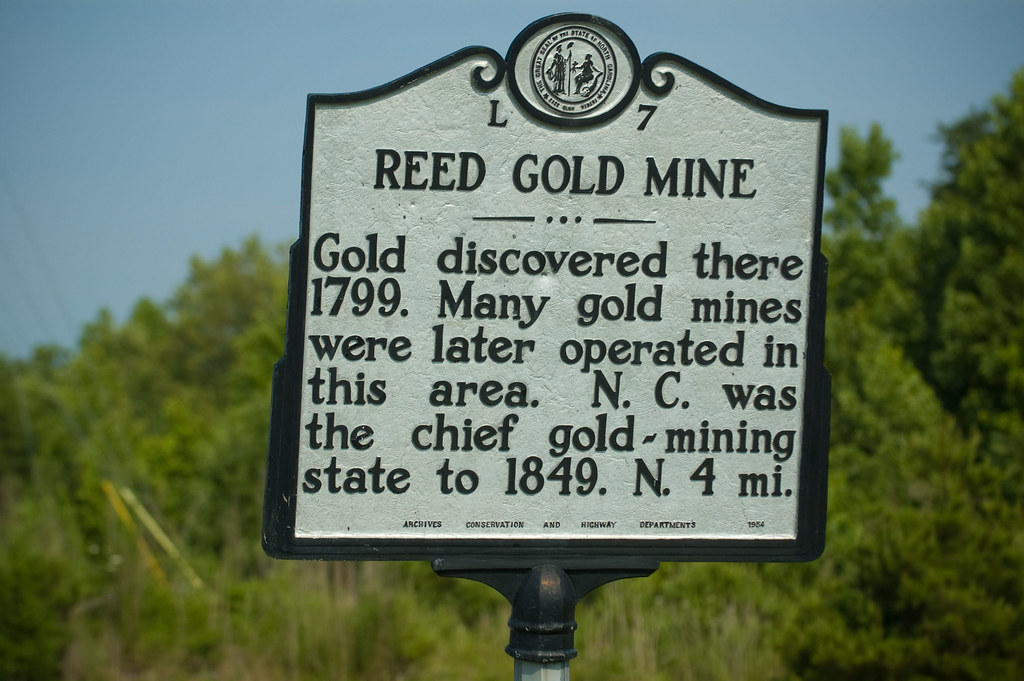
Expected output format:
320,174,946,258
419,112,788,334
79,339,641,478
264,13,829,677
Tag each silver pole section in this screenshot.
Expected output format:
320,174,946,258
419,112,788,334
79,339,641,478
515,659,570,681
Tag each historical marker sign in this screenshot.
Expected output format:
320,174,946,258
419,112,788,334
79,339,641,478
263,13,830,564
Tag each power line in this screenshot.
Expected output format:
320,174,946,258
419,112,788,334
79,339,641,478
0,154,80,348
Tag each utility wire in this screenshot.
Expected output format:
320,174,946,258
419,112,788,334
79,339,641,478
0,154,80,333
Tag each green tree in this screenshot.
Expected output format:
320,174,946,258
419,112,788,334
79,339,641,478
825,122,902,238
821,123,920,341
910,69,1024,470
776,75,1024,680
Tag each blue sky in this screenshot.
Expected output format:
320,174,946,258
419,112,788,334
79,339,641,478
1,1,1022,357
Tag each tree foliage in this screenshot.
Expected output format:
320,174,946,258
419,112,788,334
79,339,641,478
775,69,1024,680
825,122,902,238
912,71,1024,469
1,71,1023,680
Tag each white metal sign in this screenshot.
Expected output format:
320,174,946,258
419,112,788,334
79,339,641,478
264,14,829,562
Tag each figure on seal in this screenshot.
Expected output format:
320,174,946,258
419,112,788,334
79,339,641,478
573,54,602,96
545,45,567,94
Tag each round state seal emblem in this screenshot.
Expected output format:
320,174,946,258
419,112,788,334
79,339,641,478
507,14,641,127
533,28,616,114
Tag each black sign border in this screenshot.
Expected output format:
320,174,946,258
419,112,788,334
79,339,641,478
263,15,830,565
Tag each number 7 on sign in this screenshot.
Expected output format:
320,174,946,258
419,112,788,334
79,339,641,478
637,104,657,130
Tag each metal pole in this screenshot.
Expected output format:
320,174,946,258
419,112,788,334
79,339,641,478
514,659,570,681
506,565,577,681
432,557,657,681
